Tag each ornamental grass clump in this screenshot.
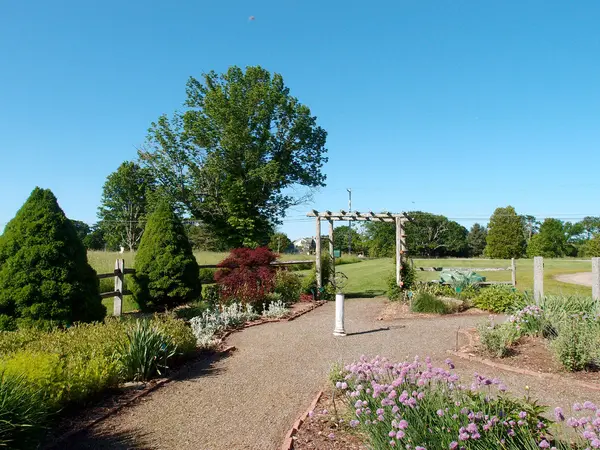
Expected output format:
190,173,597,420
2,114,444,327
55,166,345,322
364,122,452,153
335,355,596,449
411,292,449,314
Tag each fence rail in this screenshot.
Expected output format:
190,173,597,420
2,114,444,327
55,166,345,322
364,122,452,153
97,259,315,316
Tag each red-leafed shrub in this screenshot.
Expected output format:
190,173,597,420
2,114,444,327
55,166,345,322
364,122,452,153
215,247,278,305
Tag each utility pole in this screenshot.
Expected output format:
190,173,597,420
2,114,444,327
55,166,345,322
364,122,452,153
347,188,352,254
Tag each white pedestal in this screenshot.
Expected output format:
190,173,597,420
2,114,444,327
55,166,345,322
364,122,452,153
333,293,346,336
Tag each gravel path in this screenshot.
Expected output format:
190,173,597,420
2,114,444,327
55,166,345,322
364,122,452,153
555,271,593,286
67,298,600,450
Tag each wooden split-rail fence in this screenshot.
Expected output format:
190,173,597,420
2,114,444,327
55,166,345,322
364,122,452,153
417,258,517,287
97,259,315,316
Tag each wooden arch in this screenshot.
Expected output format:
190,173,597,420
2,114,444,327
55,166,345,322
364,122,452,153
306,211,410,289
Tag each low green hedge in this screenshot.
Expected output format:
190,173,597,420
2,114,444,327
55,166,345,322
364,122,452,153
473,285,525,313
0,315,196,448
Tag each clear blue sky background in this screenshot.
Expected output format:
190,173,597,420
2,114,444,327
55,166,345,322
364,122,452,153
1,0,599,240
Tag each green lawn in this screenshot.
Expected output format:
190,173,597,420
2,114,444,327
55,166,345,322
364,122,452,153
333,257,593,298
88,250,594,313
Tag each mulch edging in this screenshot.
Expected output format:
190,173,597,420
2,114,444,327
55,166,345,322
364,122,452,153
448,328,600,392
281,390,324,450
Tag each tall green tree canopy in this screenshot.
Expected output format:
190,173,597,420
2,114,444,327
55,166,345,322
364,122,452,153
363,222,395,258
467,223,487,257
98,161,156,251
0,188,104,330
268,232,292,253
333,225,366,254
140,65,328,248
526,218,570,257
485,206,526,259
405,211,468,257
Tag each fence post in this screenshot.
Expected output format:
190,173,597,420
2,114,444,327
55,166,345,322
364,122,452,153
315,217,322,290
533,256,543,303
114,259,124,316
511,258,517,287
592,257,600,301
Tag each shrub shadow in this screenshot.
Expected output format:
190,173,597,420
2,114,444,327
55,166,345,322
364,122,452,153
60,429,149,450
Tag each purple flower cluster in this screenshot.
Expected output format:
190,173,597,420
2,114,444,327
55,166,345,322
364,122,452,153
334,355,569,449
562,401,600,448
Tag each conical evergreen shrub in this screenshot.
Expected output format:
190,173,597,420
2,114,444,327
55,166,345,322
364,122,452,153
131,201,201,310
0,188,105,330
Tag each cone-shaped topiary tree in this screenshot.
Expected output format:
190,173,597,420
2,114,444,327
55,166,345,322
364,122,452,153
131,201,201,311
0,188,105,330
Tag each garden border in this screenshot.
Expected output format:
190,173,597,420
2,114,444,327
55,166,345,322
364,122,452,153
47,300,326,448
45,345,237,449
448,328,600,392
281,389,324,450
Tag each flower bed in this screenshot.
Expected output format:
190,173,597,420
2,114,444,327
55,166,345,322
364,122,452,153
295,356,600,449
476,295,600,373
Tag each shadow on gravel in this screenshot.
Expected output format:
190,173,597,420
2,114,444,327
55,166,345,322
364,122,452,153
61,429,149,449
347,327,392,336
172,349,232,382
345,290,386,298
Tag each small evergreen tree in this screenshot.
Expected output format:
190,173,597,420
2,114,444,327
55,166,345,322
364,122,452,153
467,223,487,256
485,206,526,259
0,188,105,330
131,201,201,310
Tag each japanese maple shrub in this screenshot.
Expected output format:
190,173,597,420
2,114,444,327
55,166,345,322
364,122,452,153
215,247,277,306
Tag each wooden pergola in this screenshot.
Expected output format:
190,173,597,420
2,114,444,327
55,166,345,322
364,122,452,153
306,210,410,289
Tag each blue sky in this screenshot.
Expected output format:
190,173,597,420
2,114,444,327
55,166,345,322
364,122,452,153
1,0,599,240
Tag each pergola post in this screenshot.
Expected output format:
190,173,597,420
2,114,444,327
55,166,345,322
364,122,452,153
315,216,322,290
328,219,335,276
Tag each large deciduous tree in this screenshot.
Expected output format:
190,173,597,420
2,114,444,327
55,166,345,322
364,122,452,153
404,211,469,257
363,222,395,258
333,225,366,255
526,218,569,257
140,66,328,248
467,223,487,257
98,161,156,251
485,206,526,259
268,232,292,253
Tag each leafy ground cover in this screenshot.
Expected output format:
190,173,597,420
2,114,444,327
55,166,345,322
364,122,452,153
477,295,600,373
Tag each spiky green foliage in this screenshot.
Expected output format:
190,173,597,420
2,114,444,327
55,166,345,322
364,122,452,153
485,206,526,259
131,201,201,310
0,188,105,330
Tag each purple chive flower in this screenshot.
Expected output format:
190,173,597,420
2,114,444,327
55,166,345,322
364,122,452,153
538,440,550,448
437,409,444,416
445,358,455,369
449,442,458,449
574,403,583,411
389,430,396,437
592,439,600,448
389,441,396,447
328,432,335,439
466,423,478,433
416,447,426,450
398,420,408,429
583,430,596,440
349,419,359,427
584,401,597,410
519,411,527,419
396,430,405,439
554,407,565,421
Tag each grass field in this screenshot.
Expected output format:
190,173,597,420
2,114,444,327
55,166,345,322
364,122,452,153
336,258,594,298
88,251,594,313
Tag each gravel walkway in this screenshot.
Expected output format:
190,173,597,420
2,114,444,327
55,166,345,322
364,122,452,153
555,271,593,286
67,298,600,450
